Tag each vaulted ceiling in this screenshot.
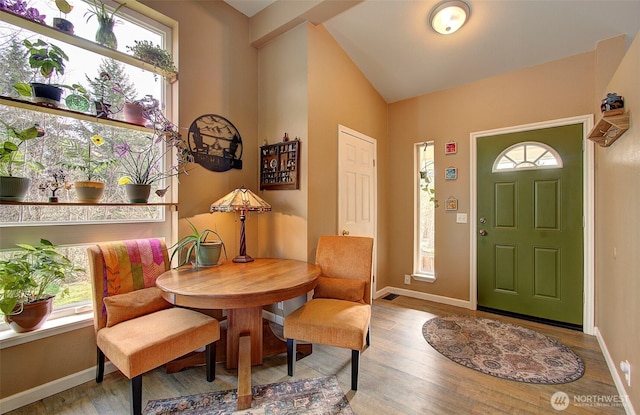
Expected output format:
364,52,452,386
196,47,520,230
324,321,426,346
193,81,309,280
225,0,640,103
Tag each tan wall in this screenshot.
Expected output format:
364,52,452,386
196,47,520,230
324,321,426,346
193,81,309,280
594,32,639,409
0,0,258,400
307,24,388,276
388,52,595,300
257,23,310,261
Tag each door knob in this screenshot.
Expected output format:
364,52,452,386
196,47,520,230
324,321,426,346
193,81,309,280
479,229,487,236
342,230,350,236
480,217,487,224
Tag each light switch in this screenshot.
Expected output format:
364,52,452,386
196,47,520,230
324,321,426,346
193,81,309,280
456,213,468,224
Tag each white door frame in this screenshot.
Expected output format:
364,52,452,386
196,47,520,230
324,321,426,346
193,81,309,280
470,115,595,334
338,124,378,295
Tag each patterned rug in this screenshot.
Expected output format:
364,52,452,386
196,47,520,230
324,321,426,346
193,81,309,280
422,316,585,384
143,376,354,415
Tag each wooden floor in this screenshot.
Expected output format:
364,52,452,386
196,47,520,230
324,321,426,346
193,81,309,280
6,296,625,414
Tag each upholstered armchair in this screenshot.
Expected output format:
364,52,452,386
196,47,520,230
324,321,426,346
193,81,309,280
87,238,220,415
284,235,374,390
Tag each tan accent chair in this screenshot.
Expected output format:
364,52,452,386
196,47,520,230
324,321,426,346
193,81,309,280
88,239,220,415
284,235,374,390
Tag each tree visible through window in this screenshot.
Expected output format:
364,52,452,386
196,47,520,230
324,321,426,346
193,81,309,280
416,142,435,275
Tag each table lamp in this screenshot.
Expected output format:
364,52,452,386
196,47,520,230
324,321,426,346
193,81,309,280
210,186,271,263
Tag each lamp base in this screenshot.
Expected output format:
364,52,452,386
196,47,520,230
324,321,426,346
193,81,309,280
233,254,254,263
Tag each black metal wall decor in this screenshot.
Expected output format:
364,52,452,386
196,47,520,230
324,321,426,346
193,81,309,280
187,114,243,172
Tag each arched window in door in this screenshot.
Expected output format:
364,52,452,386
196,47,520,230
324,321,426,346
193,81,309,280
492,141,563,172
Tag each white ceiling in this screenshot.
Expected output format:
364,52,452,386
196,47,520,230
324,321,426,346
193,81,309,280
225,0,640,103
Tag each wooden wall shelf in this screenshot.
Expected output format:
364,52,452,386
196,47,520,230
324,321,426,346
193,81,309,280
260,141,300,190
1,201,178,210
588,110,630,147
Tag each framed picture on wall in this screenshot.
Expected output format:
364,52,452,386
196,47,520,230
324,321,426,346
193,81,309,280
445,167,457,180
445,141,457,154
445,197,458,211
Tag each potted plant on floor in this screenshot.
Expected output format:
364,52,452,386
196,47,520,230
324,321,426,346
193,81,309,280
0,239,84,333
169,220,227,268
13,39,69,107
0,121,43,201
61,134,116,202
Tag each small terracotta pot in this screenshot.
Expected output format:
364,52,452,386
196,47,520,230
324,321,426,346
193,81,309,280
123,102,147,126
5,296,54,333
74,181,105,203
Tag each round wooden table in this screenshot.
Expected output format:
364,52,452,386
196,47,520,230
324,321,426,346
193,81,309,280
156,258,320,410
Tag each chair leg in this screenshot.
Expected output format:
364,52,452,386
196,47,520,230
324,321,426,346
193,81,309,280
206,342,216,382
351,350,360,391
96,348,105,383
287,339,296,376
130,375,142,415
366,327,371,347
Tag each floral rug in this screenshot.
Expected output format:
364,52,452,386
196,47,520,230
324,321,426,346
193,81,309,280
422,316,585,384
143,376,354,415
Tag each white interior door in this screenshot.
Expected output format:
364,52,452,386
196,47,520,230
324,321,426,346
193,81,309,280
338,125,377,291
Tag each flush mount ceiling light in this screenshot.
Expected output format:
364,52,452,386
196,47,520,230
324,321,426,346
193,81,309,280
429,0,470,35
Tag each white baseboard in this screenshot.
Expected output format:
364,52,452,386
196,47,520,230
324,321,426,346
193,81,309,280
594,326,636,415
375,286,473,310
0,363,116,414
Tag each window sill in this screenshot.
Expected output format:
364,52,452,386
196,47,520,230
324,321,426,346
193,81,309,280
0,313,93,349
412,273,436,283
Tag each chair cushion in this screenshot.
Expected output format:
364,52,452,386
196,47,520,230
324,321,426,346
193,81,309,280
312,276,365,303
284,298,371,350
103,287,171,327
97,307,220,379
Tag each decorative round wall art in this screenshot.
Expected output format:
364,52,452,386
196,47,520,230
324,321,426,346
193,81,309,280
187,114,243,172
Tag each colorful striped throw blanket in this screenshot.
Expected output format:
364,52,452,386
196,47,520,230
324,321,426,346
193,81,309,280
98,239,167,309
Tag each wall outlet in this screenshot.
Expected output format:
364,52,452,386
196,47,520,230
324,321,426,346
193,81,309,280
277,301,284,310
404,274,411,285
620,360,631,387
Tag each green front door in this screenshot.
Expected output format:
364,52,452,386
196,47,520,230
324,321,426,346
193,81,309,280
477,124,583,326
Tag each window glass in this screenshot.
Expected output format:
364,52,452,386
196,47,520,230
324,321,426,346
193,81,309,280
0,0,174,327
416,142,435,275
492,141,563,172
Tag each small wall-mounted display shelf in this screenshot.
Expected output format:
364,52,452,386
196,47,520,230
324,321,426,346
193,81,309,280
588,109,630,147
260,141,300,190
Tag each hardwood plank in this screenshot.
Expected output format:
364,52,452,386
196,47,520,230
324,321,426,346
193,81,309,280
4,296,625,415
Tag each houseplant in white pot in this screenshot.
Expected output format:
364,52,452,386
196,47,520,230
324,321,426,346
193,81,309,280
61,134,116,203
0,239,84,333
0,120,43,201
169,220,227,268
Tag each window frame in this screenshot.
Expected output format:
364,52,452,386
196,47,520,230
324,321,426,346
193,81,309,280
0,1,179,332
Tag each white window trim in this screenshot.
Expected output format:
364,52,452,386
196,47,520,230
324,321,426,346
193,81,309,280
0,312,93,349
492,141,563,172
413,142,436,282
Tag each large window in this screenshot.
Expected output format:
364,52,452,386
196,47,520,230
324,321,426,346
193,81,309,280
0,0,176,327
415,142,435,277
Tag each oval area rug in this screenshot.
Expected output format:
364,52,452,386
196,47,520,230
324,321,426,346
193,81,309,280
422,316,585,384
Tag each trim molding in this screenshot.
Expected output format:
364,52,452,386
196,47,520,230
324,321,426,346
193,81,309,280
375,286,473,310
0,363,116,413
594,327,636,415
469,115,595,334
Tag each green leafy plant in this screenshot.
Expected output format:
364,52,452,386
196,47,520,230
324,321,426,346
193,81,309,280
13,38,69,97
169,220,227,268
61,134,116,181
0,239,84,315
0,120,41,177
126,40,176,75
84,0,125,26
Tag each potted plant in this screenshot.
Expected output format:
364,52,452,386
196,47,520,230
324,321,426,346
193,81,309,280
62,83,91,112
84,0,126,49
37,167,72,202
122,94,158,126
61,134,116,202
0,239,84,333
0,0,46,23
0,120,43,201
13,38,69,107
52,0,74,34
86,71,123,118
115,104,193,203
169,220,227,268
126,40,176,78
